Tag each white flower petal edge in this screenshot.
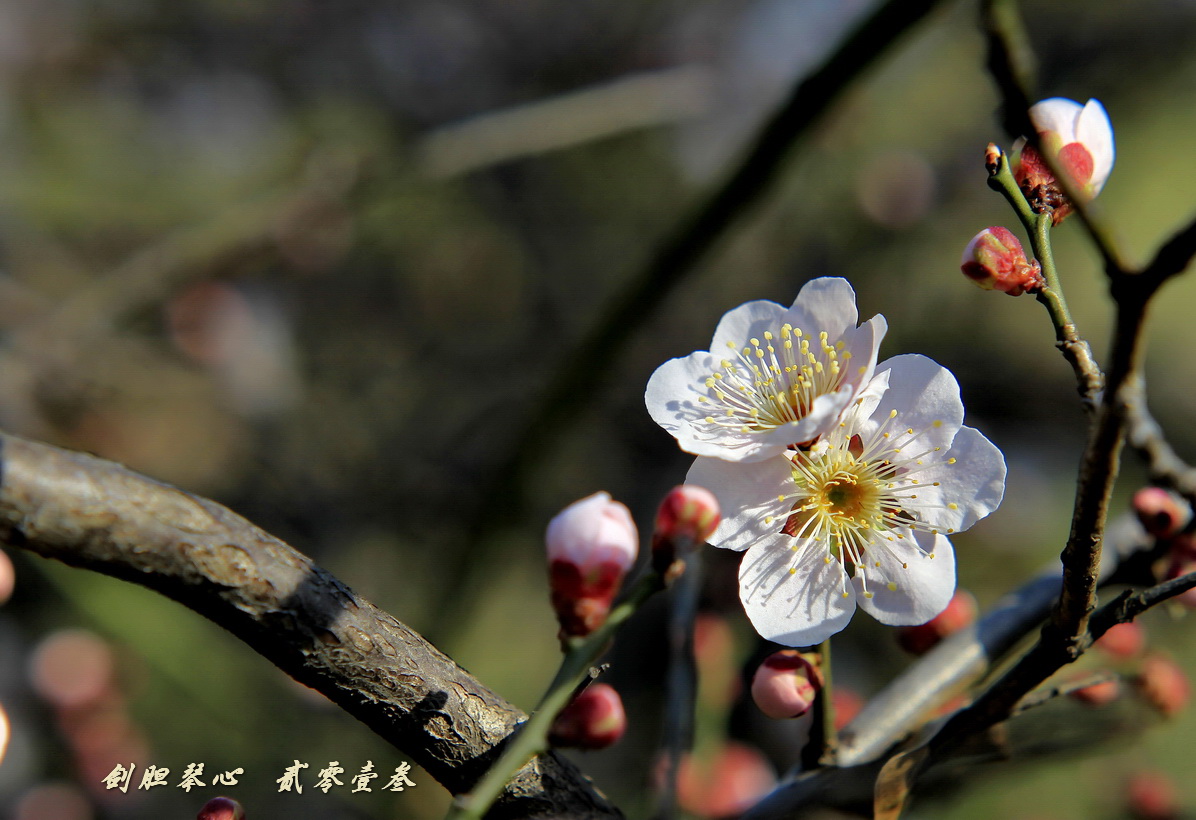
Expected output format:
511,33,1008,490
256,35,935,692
695,353,1006,645
645,277,887,463
686,455,793,552
1029,97,1084,142
1075,99,1115,193
854,531,955,626
739,534,857,646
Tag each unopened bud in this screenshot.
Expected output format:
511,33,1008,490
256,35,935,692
1137,654,1190,718
1162,551,1196,608
652,485,721,578
960,227,1043,296
547,492,638,639
751,650,822,719
548,683,626,750
896,590,977,655
198,796,246,820
1010,97,1115,224
676,742,776,819
1127,770,1179,820
1133,487,1188,539
831,687,864,731
984,143,1002,175
1068,677,1121,707
1096,621,1146,660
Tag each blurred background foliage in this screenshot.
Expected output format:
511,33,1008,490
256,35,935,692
1,0,1196,818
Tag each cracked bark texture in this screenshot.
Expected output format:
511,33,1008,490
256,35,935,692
0,430,620,819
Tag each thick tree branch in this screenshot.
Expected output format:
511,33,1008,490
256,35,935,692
0,430,619,820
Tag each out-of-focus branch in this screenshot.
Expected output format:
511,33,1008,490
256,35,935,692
1124,376,1196,504
1139,210,1196,291
483,0,953,518
0,431,620,820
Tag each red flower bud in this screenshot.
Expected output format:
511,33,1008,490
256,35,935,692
1011,98,1115,225
1133,487,1188,539
198,796,246,820
895,590,977,655
1096,621,1146,660
1162,550,1196,609
546,492,638,639
960,227,1044,296
1068,677,1121,707
832,687,865,731
652,485,720,578
1137,654,1190,718
676,742,776,819
1127,770,1179,820
548,683,626,750
751,650,822,719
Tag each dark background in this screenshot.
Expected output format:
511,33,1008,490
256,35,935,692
1,1,1195,818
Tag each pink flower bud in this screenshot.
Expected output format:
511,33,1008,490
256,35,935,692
1068,677,1121,707
1137,654,1190,718
1133,488,1188,539
960,227,1043,296
198,796,246,820
751,650,822,719
1010,98,1115,223
652,485,720,577
1127,771,1179,820
676,742,776,819
548,683,626,750
1096,621,1146,660
547,492,638,638
1161,551,1196,608
896,590,978,655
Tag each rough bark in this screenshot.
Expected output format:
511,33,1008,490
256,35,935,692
0,430,620,819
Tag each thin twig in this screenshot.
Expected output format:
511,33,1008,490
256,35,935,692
1089,570,1196,638
1123,376,1196,504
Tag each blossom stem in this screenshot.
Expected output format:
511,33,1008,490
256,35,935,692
816,639,837,765
446,571,664,820
987,150,1103,409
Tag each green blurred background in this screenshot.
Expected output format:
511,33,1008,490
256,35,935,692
1,0,1196,818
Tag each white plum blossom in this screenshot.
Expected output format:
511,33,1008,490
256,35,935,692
1012,97,1115,208
645,278,887,463
688,355,1006,646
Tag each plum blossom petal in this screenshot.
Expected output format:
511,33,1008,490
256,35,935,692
854,531,955,626
646,277,887,463
739,534,856,646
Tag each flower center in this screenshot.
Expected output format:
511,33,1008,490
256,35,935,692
698,324,863,437
822,477,872,520
767,408,953,598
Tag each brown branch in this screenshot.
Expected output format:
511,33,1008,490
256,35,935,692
1089,570,1196,639
0,430,620,820
1139,210,1196,292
